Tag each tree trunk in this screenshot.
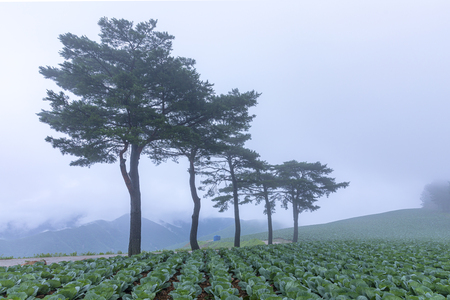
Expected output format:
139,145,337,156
267,208,273,245
188,157,201,250
233,192,241,248
233,192,241,247
120,143,142,257
263,186,273,245
292,201,299,243
229,158,240,247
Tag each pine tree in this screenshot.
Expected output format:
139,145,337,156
200,133,260,247
38,18,214,256
240,161,279,245
152,89,259,250
276,160,349,242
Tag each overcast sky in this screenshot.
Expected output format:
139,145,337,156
1,0,449,233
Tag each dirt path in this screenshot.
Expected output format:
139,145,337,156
262,238,292,245
0,254,128,267
0,241,292,267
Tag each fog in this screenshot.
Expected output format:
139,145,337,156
1,1,449,234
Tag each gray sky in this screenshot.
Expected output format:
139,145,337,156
1,1,449,232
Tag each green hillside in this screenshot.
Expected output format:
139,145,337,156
217,208,450,244
197,219,285,241
163,219,286,250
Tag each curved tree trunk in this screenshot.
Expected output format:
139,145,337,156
120,143,142,257
292,201,299,243
233,192,241,248
233,197,241,247
229,158,241,248
267,209,273,245
188,157,201,250
263,186,273,245
266,205,273,245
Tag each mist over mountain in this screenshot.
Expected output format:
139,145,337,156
0,215,85,240
0,215,282,258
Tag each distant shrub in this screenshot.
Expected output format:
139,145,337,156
421,180,450,212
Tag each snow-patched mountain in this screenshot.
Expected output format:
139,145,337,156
0,215,281,257
0,215,84,240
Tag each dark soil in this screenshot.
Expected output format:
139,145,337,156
231,276,249,299
153,270,180,300
197,274,213,300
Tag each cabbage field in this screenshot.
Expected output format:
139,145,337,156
1,240,450,300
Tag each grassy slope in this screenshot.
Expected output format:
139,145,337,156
167,219,285,250
197,219,284,241
216,208,450,244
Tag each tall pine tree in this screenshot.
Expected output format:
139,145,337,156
38,18,214,256
151,89,259,250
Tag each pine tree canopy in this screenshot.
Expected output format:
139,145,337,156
276,160,350,213
38,17,214,167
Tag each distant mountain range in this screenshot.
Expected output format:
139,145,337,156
0,215,285,258
5,208,445,258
